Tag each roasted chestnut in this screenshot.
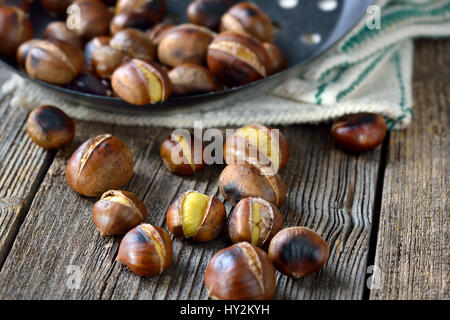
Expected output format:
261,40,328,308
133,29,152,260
263,42,287,75
207,32,270,87
91,45,129,79
70,0,113,40
111,9,161,35
111,58,171,105
65,69,112,96
168,63,220,95
110,28,155,61
221,2,275,43
0,0,31,12
0,6,32,59
27,105,75,150
331,113,387,152
219,162,286,207
224,123,290,172
25,40,84,85
16,39,40,70
115,0,165,23
160,131,206,175
228,197,283,248
166,191,226,242
43,21,83,49
93,190,147,237
146,22,174,46
187,0,232,31
117,224,173,276
157,24,215,67
268,227,329,279
204,242,276,300
66,134,134,197
41,0,72,16
84,36,111,66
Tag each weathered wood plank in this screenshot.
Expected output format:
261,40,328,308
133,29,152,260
0,71,53,267
370,40,450,300
0,117,382,299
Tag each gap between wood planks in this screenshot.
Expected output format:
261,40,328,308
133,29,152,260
0,121,391,300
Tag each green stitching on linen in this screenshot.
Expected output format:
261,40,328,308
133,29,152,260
340,2,450,53
315,67,348,105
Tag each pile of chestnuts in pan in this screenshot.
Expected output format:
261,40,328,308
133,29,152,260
1,0,288,105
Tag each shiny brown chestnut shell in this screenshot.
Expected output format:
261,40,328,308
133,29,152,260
219,162,286,208
157,24,215,67
160,132,206,175
331,113,387,152
146,22,174,46
111,58,172,105
93,190,147,237
221,2,275,43
166,190,226,242
65,134,134,197
84,36,111,66
228,197,283,248
91,45,129,79
70,0,113,40
204,242,276,300
168,63,220,95
43,21,83,49
25,40,85,85
224,123,290,172
187,0,232,31
41,0,72,16
207,32,271,87
16,39,40,70
110,28,155,61
0,0,32,12
0,6,32,59
268,227,330,279
115,0,166,22
27,105,75,150
110,8,163,35
117,224,172,276
263,42,287,75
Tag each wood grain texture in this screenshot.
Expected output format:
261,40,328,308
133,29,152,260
0,120,382,299
370,40,450,300
0,72,53,267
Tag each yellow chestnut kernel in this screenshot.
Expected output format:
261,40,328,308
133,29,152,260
251,202,261,246
102,195,132,207
135,61,163,102
181,192,211,237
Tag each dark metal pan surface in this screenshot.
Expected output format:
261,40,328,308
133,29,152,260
0,0,374,114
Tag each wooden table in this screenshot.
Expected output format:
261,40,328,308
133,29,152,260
0,39,448,300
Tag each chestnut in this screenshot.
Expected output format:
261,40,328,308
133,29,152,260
166,191,226,242
0,6,32,59
221,2,275,43
168,63,220,95
43,21,83,49
16,39,40,70
331,113,387,152
91,45,129,79
157,24,215,68
207,32,271,87
112,58,171,105
204,242,276,300
219,162,286,207
146,22,174,46
224,123,290,172
110,28,155,61
70,0,113,40
41,0,72,17
111,9,162,35
65,134,134,197
117,224,172,276
160,132,206,175
263,42,287,75
268,227,330,279
93,190,147,237
27,105,75,150
115,0,165,23
25,40,85,85
187,0,232,31
84,36,111,66
228,197,283,248
65,69,113,96
0,0,32,12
